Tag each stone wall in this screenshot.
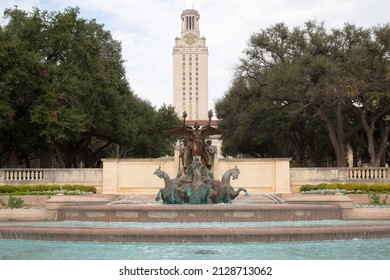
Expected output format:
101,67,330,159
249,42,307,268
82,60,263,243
1,162,389,195
101,157,291,194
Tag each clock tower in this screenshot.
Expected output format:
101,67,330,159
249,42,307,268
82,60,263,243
173,9,208,121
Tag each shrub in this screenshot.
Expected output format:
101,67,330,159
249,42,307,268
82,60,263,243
300,183,390,193
368,192,389,206
0,195,24,208
0,184,96,195
300,185,316,192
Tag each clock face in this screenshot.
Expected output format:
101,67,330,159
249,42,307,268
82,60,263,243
185,34,196,45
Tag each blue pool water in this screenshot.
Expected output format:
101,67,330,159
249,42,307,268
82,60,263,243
1,220,390,260
1,238,390,260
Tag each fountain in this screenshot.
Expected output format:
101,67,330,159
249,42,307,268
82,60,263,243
1,110,390,252
155,110,248,204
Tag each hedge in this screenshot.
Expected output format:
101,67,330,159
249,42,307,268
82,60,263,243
0,184,96,194
300,183,390,193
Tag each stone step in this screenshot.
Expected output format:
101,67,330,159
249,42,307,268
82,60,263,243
1,224,390,243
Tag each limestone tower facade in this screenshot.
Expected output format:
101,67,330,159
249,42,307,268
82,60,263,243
173,9,208,120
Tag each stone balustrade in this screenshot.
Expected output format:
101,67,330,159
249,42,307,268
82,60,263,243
348,167,388,179
290,167,390,192
3,169,45,181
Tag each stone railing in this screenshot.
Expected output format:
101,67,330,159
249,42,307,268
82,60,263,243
348,168,388,179
3,169,45,181
0,168,103,193
290,167,390,191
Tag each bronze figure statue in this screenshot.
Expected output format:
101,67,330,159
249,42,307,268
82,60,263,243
155,111,247,204
162,110,226,171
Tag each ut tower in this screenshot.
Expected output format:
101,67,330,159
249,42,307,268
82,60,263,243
173,9,208,121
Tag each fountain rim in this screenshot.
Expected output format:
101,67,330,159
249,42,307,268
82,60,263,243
59,203,341,211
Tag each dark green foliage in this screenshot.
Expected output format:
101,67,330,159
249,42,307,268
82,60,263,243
0,195,24,208
368,192,389,206
0,7,180,168
300,183,390,193
0,184,96,194
216,21,390,167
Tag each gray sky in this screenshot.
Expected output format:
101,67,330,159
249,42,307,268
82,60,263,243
1,0,389,111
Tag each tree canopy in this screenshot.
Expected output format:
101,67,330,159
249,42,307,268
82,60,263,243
0,7,180,167
216,21,390,167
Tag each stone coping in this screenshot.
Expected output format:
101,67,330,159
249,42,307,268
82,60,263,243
0,209,51,221
281,193,354,209
1,224,390,243
59,203,340,211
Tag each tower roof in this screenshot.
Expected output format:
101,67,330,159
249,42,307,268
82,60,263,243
182,9,199,15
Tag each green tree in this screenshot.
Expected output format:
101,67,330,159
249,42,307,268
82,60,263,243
217,21,389,167
346,24,390,166
0,27,14,130
0,7,180,167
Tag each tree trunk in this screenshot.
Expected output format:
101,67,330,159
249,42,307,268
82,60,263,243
361,109,390,167
8,150,18,168
64,149,77,168
54,146,65,168
289,131,306,167
24,155,31,168
40,150,51,168
350,140,359,167
318,103,347,167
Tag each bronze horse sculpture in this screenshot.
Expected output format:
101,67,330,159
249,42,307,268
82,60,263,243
154,163,247,204
209,166,248,204
154,167,184,204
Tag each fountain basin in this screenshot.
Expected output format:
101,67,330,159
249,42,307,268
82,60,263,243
1,221,390,243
